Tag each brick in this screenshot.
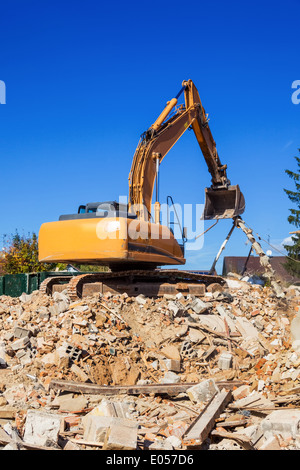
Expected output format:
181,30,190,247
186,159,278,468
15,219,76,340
13,327,31,339
232,385,251,401
11,337,30,351
162,359,181,372
218,352,233,370
70,364,89,382
61,342,82,361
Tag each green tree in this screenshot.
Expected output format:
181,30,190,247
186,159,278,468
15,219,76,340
284,150,300,277
2,231,58,274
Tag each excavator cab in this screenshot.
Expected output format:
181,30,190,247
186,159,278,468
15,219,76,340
203,184,245,220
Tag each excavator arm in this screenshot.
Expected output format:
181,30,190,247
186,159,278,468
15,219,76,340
128,79,245,221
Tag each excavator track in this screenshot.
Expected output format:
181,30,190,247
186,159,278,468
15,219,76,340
40,270,225,300
39,275,78,296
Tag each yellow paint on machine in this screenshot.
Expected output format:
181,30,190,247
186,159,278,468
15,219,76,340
38,217,185,267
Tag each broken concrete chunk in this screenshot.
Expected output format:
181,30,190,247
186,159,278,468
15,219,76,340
11,336,30,351
52,393,88,412
235,317,259,339
161,345,181,361
165,435,182,449
188,328,206,343
148,439,174,450
187,379,220,403
167,301,186,317
82,415,113,442
70,363,89,382
0,343,7,367
261,410,300,440
190,298,212,314
61,342,82,361
291,311,300,341
259,435,281,450
135,294,147,306
82,415,138,443
13,327,32,339
19,293,32,303
89,399,131,419
103,423,138,450
162,358,181,372
23,410,62,447
160,371,180,384
218,352,233,370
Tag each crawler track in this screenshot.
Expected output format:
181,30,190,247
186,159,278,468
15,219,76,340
39,269,225,300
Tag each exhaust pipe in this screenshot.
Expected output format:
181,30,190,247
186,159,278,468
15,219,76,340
203,184,245,220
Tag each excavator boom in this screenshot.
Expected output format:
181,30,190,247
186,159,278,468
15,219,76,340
128,79,245,221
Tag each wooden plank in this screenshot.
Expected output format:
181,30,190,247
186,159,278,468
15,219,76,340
183,389,232,444
0,409,16,419
49,379,242,396
216,418,248,428
229,392,273,410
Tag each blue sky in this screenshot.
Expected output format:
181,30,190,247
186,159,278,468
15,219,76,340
0,0,299,273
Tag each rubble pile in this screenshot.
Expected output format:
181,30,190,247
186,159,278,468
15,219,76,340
0,276,300,450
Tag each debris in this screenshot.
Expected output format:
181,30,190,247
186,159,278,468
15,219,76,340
261,409,300,440
218,352,233,370
0,276,299,450
183,389,232,445
103,422,138,450
82,415,137,444
23,410,62,447
161,345,181,361
187,379,220,403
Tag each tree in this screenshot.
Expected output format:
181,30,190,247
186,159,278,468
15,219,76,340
2,231,57,274
283,150,300,277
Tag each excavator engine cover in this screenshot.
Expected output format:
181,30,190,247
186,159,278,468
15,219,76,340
203,184,245,220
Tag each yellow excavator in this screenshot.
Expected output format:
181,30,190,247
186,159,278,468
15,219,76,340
38,80,245,298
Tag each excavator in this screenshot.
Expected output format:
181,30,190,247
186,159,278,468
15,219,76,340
38,80,245,299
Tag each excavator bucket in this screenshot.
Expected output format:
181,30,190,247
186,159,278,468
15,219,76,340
203,184,245,220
